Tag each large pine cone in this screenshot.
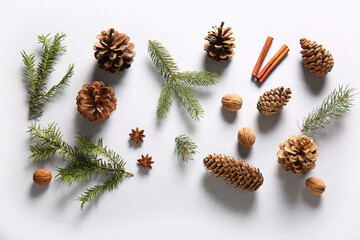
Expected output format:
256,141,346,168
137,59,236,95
257,86,292,116
300,38,334,77
204,21,235,62
94,28,136,73
277,135,318,174
76,81,117,122
203,154,264,191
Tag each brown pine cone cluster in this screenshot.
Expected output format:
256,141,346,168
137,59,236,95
257,86,292,116
76,81,117,122
204,21,235,62
300,38,334,77
203,154,264,191
94,28,136,73
277,135,318,174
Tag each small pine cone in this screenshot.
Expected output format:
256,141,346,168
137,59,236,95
257,86,292,116
204,21,235,62
203,154,264,191
94,28,136,73
277,135,318,174
76,81,117,122
300,38,334,77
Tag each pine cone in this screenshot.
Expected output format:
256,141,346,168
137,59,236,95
203,154,264,191
204,21,235,62
300,38,334,77
76,81,117,122
277,135,318,174
257,86,292,116
93,28,136,73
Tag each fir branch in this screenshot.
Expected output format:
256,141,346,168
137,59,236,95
173,82,204,120
177,71,219,86
43,64,74,100
148,40,218,121
77,174,128,210
300,85,357,133
21,51,36,94
156,82,174,119
174,134,198,162
148,40,179,81
22,32,74,118
76,134,127,170
28,122,132,210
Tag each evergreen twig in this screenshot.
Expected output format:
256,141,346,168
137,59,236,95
22,33,74,118
28,122,132,210
148,40,219,120
174,134,198,162
300,85,357,133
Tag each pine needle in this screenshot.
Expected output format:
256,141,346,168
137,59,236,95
28,122,132,210
300,85,357,133
22,33,74,118
174,134,198,162
148,40,218,121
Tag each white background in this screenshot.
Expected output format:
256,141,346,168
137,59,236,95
1,0,359,239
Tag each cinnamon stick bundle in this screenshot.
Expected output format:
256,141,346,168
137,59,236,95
256,44,289,83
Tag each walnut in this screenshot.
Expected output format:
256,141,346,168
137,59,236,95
237,127,256,148
33,169,52,186
221,93,243,112
306,177,326,195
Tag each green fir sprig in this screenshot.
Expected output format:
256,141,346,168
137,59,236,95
148,40,219,120
28,122,133,210
300,85,357,133
174,134,198,162
22,33,74,118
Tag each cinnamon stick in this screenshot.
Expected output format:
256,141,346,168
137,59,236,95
251,36,273,77
258,47,290,83
256,44,288,80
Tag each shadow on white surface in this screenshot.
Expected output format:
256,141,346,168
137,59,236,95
257,111,282,133
299,61,327,95
202,173,256,212
302,188,322,207
220,107,237,123
251,76,263,88
75,112,107,137
236,143,252,159
277,166,307,204
128,139,143,149
137,167,151,176
203,54,231,75
90,62,128,86
29,183,49,198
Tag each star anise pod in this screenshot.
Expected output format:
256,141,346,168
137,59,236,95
129,127,145,144
137,154,154,169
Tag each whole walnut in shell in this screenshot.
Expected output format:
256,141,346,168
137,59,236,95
33,169,52,186
221,93,243,112
306,177,326,195
238,127,256,148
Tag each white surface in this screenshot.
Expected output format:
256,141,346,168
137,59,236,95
1,0,360,239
